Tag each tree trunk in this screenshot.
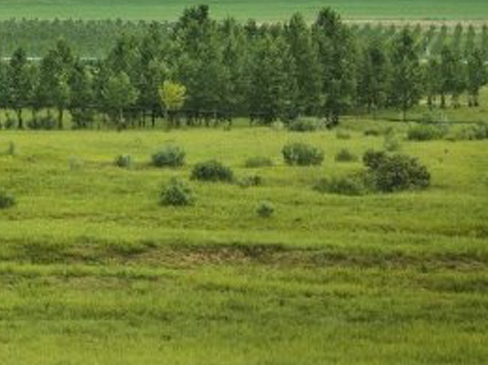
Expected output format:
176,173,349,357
16,109,23,129
58,108,64,130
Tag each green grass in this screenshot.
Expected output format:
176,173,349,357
0,0,487,21
0,114,487,363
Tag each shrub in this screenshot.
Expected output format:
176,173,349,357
456,122,488,140
244,156,274,168
288,119,321,132
256,201,274,218
114,154,132,168
335,148,358,162
383,130,401,152
364,129,381,137
314,175,366,196
363,150,388,170
237,175,263,188
6,142,16,156
68,157,84,171
363,151,430,192
151,145,186,168
27,116,57,130
191,160,234,182
336,130,351,140
282,142,324,166
0,191,16,209
407,124,448,141
160,178,195,207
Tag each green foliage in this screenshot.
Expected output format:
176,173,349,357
244,156,274,168
237,175,263,188
335,148,358,162
407,124,448,141
282,142,324,166
456,122,488,140
0,190,16,209
287,119,321,132
159,178,195,206
383,129,401,151
191,160,234,182
27,116,57,130
364,151,431,192
336,130,351,140
6,141,16,156
114,154,132,168
151,145,186,168
314,175,367,196
256,201,275,218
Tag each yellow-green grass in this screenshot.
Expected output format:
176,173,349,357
0,122,487,364
0,0,487,21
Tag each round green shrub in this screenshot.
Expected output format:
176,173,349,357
0,191,16,209
237,175,263,188
335,148,358,162
244,156,274,168
282,142,324,166
191,160,234,182
114,154,132,168
152,145,186,168
160,178,195,206
288,119,321,132
257,201,275,218
314,175,366,196
407,124,448,141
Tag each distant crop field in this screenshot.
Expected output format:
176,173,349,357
0,0,487,21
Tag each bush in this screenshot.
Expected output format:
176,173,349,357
383,130,401,152
407,124,448,141
244,156,274,168
363,150,388,170
27,116,57,130
314,175,366,196
335,148,358,162
160,178,195,207
336,130,351,140
114,154,132,168
151,145,186,168
256,201,275,218
6,142,16,156
282,142,324,166
364,129,381,137
456,122,488,140
363,151,430,192
237,175,263,188
288,119,321,132
0,191,16,209
191,160,234,182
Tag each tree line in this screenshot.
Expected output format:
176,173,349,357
0,5,487,130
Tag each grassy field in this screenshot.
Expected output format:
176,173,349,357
0,112,487,363
0,0,487,21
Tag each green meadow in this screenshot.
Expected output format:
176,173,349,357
0,108,487,363
0,0,487,21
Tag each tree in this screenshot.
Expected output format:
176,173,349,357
389,29,422,121
7,47,33,129
159,81,187,127
357,40,390,116
284,13,322,116
248,35,290,124
313,8,356,127
68,61,95,128
466,49,487,107
102,72,138,130
423,57,441,109
439,46,465,108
